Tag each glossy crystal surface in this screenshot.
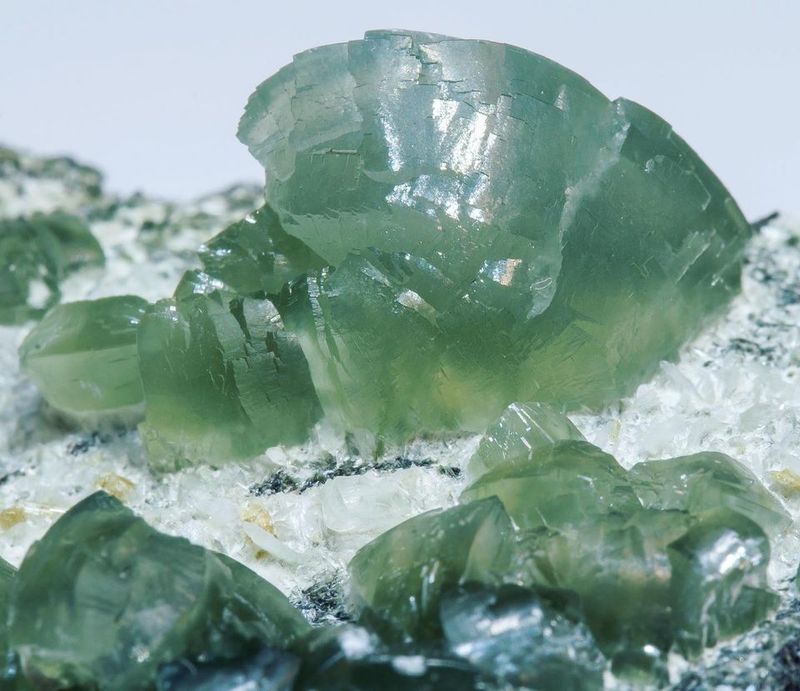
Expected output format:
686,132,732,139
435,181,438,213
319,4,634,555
19,295,149,421
138,287,321,471
7,492,309,690
348,497,514,640
0,212,104,324
242,29,750,442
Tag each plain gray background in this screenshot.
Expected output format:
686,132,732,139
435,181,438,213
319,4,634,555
1,1,797,219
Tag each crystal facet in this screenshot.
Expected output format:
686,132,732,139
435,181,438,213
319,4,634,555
19,295,149,422
137,289,321,470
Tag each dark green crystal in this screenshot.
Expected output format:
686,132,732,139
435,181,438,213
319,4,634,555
0,212,104,324
241,29,750,442
440,583,604,689
8,492,309,690
630,451,790,537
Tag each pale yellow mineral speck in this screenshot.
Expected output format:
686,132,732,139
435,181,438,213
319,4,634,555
769,468,800,497
97,473,136,501
0,506,26,529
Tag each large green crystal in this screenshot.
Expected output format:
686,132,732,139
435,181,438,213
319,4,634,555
241,29,750,442
137,286,321,470
19,295,149,422
0,212,104,324
8,492,309,690
348,497,514,641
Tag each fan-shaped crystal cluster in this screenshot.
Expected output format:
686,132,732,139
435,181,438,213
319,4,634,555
237,28,751,442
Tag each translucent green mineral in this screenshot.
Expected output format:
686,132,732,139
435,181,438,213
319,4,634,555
440,583,604,689
458,439,782,674
0,557,16,682
0,212,104,324
630,451,790,537
137,286,321,470
19,295,150,422
241,29,751,442
7,491,309,690
348,497,514,640
199,204,325,297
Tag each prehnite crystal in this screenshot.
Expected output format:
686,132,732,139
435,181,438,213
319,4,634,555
18,295,150,422
137,283,321,471
7,492,309,690
239,28,751,442
0,212,104,324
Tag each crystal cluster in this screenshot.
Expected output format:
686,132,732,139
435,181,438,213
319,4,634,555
349,402,787,681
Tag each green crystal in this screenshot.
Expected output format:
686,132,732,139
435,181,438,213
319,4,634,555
466,401,584,480
241,29,750,442
199,204,325,297
137,287,321,470
440,583,604,689
18,295,149,422
630,451,790,537
0,212,104,324
296,625,484,690
348,497,514,641
157,647,300,690
459,437,781,671
7,491,309,690
0,557,15,678
460,440,640,530
668,509,777,657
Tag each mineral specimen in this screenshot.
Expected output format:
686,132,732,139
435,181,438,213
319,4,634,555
0,557,15,681
7,491,309,690
348,497,514,640
137,285,321,471
241,29,751,442
0,212,104,324
18,295,150,422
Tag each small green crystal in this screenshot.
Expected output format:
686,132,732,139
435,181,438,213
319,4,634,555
461,440,640,530
241,29,750,442
630,451,790,537
138,287,320,470
0,212,104,324
668,509,777,657
348,497,514,640
199,205,325,297
19,295,150,422
466,401,585,480
8,492,309,690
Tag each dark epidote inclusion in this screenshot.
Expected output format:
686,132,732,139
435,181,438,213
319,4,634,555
1,28,795,690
